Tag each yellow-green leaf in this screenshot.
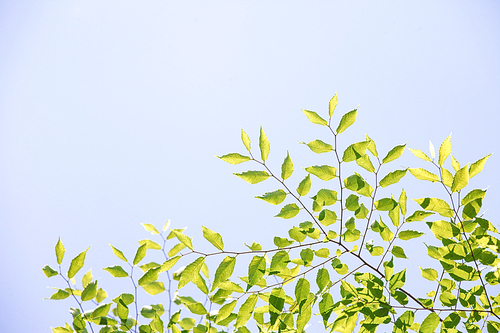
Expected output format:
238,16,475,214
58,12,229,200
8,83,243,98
379,169,407,187
234,170,269,184
420,267,438,281
133,243,148,265
451,164,469,192
303,110,328,126
202,226,224,251
297,174,311,196
408,148,431,162
241,129,251,152
414,197,454,218
281,151,293,180
109,245,128,262
398,230,424,240
275,203,300,219
305,165,336,181
469,153,492,178
329,93,338,117
382,144,406,164
259,127,270,162
336,109,357,134
408,168,439,182
438,134,451,166
217,153,251,165
55,238,65,265
68,247,90,279
302,139,332,154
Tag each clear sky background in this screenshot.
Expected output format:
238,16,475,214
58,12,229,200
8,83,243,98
1,1,499,332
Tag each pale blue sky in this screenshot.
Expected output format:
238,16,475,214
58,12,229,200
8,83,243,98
1,1,499,331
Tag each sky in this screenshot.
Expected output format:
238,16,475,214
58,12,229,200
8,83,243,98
1,1,499,332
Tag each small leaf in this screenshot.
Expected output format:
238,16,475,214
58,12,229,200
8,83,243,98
179,257,205,289
141,223,159,235
133,243,148,265
81,281,97,301
438,134,452,166
414,197,454,217
160,256,180,272
109,245,128,262
55,238,65,265
366,134,378,157
241,129,251,152
461,188,486,206
451,154,460,171
212,256,236,292
235,294,258,328
302,139,332,154
408,148,431,162
374,198,398,211
138,267,161,286
234,170,269,184
392,246,407,259
420,267,438,281
382,144,406,164
329,93,338,117
469,153,492,178
42,265,58,277
336,109,357,134
248,256,266,288
297,174,311,196
419,313,440,333
408,168,439,182
305,165,336,181
273,237,294,248
50,289,70,300
275,203,300,219
303,110,328,126
259,127,270,162
429,141,435,159
245,241,262,251
217,153,251,165
171,230,193,250
281,151,293,180
399,188,407,216
379,169,407,187
451,164,469,192
202,226,224,250
389,269,406,290
138,239,161,250
103,265,129,278
68,247,90,279
216,300,237,324
398,230,424,240
356,154,375,172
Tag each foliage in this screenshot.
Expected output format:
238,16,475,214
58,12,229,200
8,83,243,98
43,94,500,333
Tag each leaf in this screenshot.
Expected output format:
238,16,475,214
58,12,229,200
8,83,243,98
356,154,375,172
248,256,266,289
442,168,453,187
297,174,311,196
419,313,440,333
329,93,338,117
414,197,454,217
179,257,205,289
42,265,58,277
178,296,207,315
275,203,300,219
382,144,406,164
202,226,224,250
241,129,251,152
212,256,236,292
109,245,128,262
302,139,332,153
281,151,293,180
138,267,161,286
305,165,336,181
273,237,294,248
235,294,258,328
461,188,486,206
234,170,269,184
420,267,438,281
406,210,434,222
319,209,337,226
313,189,337,206
217,153,251,165
344,173,373,197
469,153,492,178
366,134,378,157
67,247,90,279
171,230,193,250
303,110,328,126
103,265,128,278
295,278,310,309
215,300,237,324
289,227,306,243
451,164,469,192
55,238,65,265
392,246,408,259
408,148,431,162
50,289,70,300
438,134,451,166
168,243,186,257
138,239,161,250
160,256,180,272
316,268,330,292
133,243,148,265
399,188,407,216
374,198,398,211
141,223,159,235
81,281,97,301
408,168,440,182
389,269,406,290
429,141,435,159
259,127,270,161
342,141,370,162
245,241,262,251
398,230,424,240
379,169,407,187
269,251,289,274
336,109,357,134
269,287,285,325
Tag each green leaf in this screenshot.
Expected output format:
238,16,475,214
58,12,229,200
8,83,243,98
451,164,469,192
389,269,406,290
234,170,269,184
384,258,394,280
259,127,270,162
241,129,251,152
302,139,332,153
382,144,406,164
103,265,129,278
269,251,289,274
133,243,148,265
344,173,373,197
178,296,207,315
408,148,431,162
248,256,266,289
171,230,193,250
297,174,311,196
81,281,97,301
336,109,357,134
469,153,492,178
440,291,457,307
303,110,328,126
342,141,369,162
55,238,65,265
235,294,258,328
345,194,359,211
356,154,375,172
160,257,180,273
414,197,454,217
269,287,285,325
217,153,251,165
42,265,58,277
92,303,111,318
392,245,407,258
461,188,486,206
305,165,336,181
138,239,161,250
316,268,330,292
379,169,407,187
329,93,338,117
374,198,397,211
215,300,237,324
442,167,453,187
398,230,424,240
289,227,306,243
281,151,293,180
319,209,337,226
419,313,440,333
408,168,440,182
67,247,90,279
168,243,186,257
420,267,438,281
138,267,161,286
211,256,236,292
487,321,500,333
245,241,262,251
438,134,451,166
275,203,300,219
273,236,294,248
371,219,394,241
109,245,128,262
295,278,310,309
50,289,70,300
202,226,224,250
313,189,337,207
179,257,205,289
406,210,434,222
399,189,407,216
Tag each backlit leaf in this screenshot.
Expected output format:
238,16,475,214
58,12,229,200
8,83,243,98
179,257,205,289
305,165,336,181
420,267,438,281
408,148,431,162
248,256,266,289
379,169,407,187
281,151,293,180
392,246,407,259
275,203,300,219
382,144,406,164
55,238,65,265
50,289,70,300
215,300,237,324
109,245,128,262
42,265,58,278
469,153,492,178
356,154,375,172
81,281,97,301
202,226,224,250
259,127,270,162
234,170,269,184
235,294,258,328
408,168,439,182
303,110,328,126
171,230,193,250
103,265,128,278
329,93,338,117
398,230,424,240
451,164,469,192
336,109,357,134
133,243,148,265
241,129,251,152
297,174,311,196
269,287,285,325
414,197,454,217
217,153,251,165
302,139,332,154
419,313,440,333
438,134,451,166
68,247,90,279
212,256,236,292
